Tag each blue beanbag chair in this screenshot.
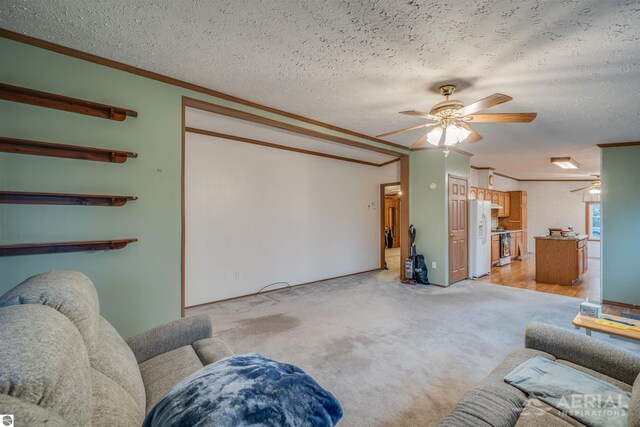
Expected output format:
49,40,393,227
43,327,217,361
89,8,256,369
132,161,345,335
143,353,343,427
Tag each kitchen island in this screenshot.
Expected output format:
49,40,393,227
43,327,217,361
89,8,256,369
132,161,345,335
534,234,588,285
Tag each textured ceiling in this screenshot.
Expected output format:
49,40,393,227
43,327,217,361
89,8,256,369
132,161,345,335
2,0,639,178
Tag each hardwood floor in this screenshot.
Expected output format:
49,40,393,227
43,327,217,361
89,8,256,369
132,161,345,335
478,254,640,317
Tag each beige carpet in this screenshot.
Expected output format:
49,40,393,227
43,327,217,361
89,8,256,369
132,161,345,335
187,269,638,426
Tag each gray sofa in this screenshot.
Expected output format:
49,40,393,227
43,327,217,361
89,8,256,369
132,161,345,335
439,322,640,427
0,270,233,426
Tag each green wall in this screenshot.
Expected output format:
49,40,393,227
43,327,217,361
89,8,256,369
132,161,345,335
0,37,407,338
410,149,470,286
601,145,640,305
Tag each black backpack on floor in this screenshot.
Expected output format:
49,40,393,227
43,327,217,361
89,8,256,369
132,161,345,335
414,255,430,285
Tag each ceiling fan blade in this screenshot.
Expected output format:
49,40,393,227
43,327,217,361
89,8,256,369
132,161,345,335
376,123,435,138
409,133,430,149
464,113,537,123
456,93,513,116
399,110,438,120
459,122,483,143
570,186,595,193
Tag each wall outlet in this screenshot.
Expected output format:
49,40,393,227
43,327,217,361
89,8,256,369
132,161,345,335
431,262,437,269
234,271,241,279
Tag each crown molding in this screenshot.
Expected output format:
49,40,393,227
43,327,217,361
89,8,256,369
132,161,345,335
597,141,640,148
410,146,473,157
0,27,408,153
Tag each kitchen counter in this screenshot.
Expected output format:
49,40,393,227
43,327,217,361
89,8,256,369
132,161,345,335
535,235,588,285
534,234,588,241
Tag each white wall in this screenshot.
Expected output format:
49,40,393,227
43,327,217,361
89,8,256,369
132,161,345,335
519,181,600,257
492,175,520,192
185,132,388,306
379,161,400,184
469,169,479,187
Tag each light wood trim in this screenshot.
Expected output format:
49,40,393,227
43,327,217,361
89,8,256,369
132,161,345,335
493,171,520,181
470,166,495,170
379,158,401,167
380,182,401,269
0,191,136,206
602,300,640,310
0,136,138,163
0,82,137,121
400,157,410,281
0,28,407,152
585,202,601,242
186,268,382,309
0,239,137,256
475,168,593,182
410,145,473,157
518,179,593,182
186,127,381,167
184,97,405,158
597,141,640,148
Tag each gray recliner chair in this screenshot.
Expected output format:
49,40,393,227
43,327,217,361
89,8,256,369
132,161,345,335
0,270,233,426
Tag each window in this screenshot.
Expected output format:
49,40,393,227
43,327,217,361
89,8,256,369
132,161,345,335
586,202,601,240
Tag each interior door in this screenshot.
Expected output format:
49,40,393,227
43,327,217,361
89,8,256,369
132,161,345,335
449,176,469,284
384,197,401,248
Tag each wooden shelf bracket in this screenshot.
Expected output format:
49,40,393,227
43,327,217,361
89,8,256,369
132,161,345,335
0,239,138,257
0,82,138,121
0,136,138,163
0,191,137,207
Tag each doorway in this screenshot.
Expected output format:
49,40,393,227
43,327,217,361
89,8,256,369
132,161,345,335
448,175,469,284
381,182,402,275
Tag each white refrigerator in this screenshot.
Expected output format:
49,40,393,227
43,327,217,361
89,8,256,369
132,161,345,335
468,200,491,278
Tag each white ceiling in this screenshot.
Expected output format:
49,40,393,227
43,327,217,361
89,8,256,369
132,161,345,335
2,0,639,178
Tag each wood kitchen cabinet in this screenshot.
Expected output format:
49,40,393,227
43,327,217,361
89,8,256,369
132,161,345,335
491,234,500,266
510,231,521,257
469,187,477,199
503,193,510,217
477,189,485,201
502,191,528,253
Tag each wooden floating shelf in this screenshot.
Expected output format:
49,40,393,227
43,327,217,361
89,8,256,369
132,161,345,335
0,82,138,121
0,239,138,257
0,191,137,207
0,136,138,163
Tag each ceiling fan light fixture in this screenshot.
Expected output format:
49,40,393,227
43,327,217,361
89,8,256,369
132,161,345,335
445,124,471,145
551,157,580,169
589,188,601,194
426,127,443,146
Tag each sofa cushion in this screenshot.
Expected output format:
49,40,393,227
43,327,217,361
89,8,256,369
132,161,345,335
0,304,91,426
91,369,144,427
525,322,640,385
91,317,146,414
437,383,526,427
139,345,204,411
0,270,100,353
193,337,234,365
0,394,69,427
516,399,584,426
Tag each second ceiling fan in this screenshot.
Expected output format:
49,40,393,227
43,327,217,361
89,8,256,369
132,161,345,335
378,84,537,149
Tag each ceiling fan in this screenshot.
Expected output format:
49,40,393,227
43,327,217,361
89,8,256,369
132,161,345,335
570,175,601,194
377,84,537,149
